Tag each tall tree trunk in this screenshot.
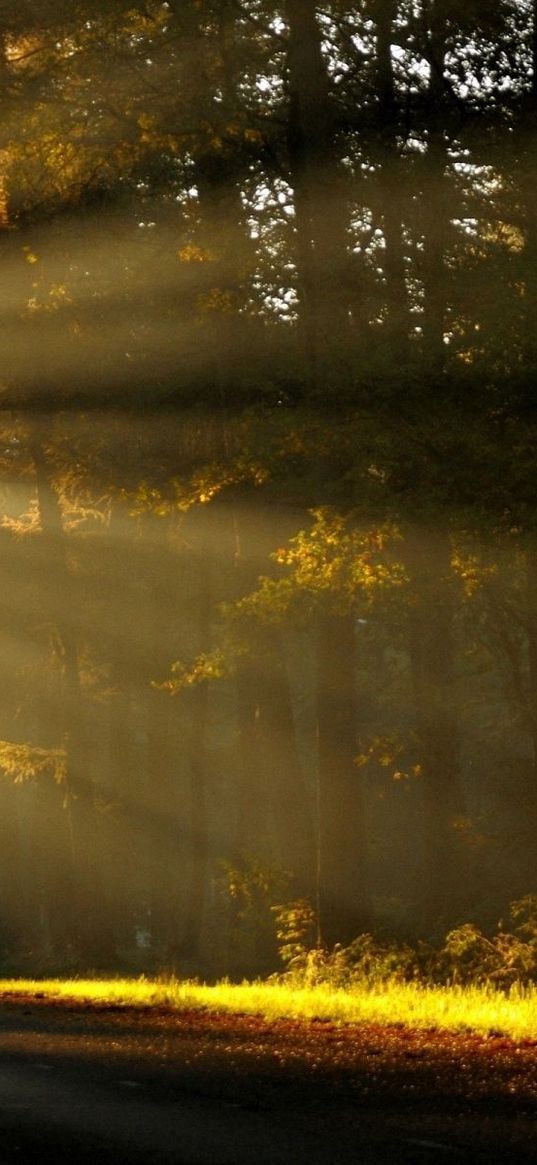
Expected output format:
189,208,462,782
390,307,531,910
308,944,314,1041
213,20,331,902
421,0,450,378
373,0,410,365
179,509,212,966
36,773,76,960
180,679,209,965
285,2,368,944
234,657,270,861
167,0,253,404
232,505,315,896
421,138,449,379
30,424,115,965
234,628,316,899
532,0,537,107
285,0,353,394
0,782,28,957
518,2,537,866
401,7,468,931
146,684,185,961
259,632,316,900
139,521,188,966
523,545,537,885
317,610,369,947
103,500,146,958
405,531,466,928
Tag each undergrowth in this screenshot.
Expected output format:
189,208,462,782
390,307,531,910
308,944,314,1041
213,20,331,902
1,896,537,1040
272,894,537,990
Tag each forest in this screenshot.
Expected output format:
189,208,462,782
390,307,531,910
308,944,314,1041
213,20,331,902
0,0,535,982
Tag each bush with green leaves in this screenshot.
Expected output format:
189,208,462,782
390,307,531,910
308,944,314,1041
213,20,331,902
272,902,418,986
438,896,537,986
214,856,292,980
271,895,537,990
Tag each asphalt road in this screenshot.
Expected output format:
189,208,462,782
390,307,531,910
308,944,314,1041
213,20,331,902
0,999,535,1164
0,1054,439,1165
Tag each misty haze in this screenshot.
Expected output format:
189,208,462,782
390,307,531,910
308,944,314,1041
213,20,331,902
0,3,536,1163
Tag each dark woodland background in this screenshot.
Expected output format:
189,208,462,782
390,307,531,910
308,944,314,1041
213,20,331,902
0,0,535,978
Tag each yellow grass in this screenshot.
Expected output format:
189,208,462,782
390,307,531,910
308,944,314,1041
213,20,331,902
0,976,536,1040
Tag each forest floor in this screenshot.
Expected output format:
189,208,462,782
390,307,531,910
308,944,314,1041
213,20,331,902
0,992,535,1161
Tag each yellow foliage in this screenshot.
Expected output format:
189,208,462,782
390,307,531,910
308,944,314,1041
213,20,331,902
158,650,230,694
138,113,156,132
197,288,236,313
177,243,214,263
273,509,406,607
2,499,40,536
5,33,44,69
122,3,169,38
231,512,407,629
481,220,525,253
0,740,67,784
127,465,247,517
451,548,497,597
355,732,419,783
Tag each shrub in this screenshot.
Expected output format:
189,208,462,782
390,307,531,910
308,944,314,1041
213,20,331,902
439,896,537,986
273,903,418,987
271,894,537,990
214,856,292,979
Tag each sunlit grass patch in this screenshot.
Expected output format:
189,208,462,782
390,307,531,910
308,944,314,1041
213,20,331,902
0,976,537,1041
